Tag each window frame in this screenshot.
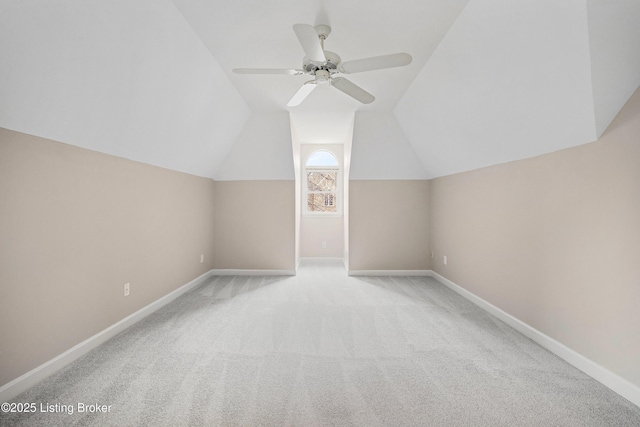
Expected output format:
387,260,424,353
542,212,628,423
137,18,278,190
303,150,342,217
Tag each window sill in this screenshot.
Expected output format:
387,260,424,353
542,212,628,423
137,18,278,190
303,213,343,218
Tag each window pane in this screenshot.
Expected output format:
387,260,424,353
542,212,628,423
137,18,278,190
307,193,337,212
307,172,336,191
306,151,339,167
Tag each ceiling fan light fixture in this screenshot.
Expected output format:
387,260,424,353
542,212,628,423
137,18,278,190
315,69,330,83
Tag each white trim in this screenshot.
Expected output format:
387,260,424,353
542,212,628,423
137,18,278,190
212,269,296,276
429,270,640,408
303,149,342,216
297,258,346,271
349,269,431,277
302,212,343,218
0,270,214,403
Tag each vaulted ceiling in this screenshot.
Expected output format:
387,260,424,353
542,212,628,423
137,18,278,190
1,0,639,180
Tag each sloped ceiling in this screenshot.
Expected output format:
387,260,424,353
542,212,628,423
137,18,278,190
587,0,640,136
350,112,429,180
0,0,250,178
396,0,640,178
216,112,294,181
1,0,639,180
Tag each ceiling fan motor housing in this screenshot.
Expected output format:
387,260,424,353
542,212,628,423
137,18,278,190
303,50,342,74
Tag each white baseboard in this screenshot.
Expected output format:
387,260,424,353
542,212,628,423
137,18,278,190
298,257,347,271
429,270,640,408
212,269,296,276
0,270,214,403
348,269,431,277
4,269,638,409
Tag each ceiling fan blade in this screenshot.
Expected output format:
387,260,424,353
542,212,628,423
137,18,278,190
331,77,375,104
293,24,326,63
338,53,412,74
287,81,318,107
233,68,303,75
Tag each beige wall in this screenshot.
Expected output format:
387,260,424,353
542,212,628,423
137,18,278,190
2,92,638,398
429,88,640,387
349,180,430,271
300,216,344,258
213,181,295,270
0,128,216,387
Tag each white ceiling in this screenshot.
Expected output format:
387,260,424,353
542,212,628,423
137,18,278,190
396,0,640,178
0,0,250,178
172,0,468,113
1,0,639,179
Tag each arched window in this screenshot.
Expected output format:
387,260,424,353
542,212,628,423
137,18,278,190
304,150,340,214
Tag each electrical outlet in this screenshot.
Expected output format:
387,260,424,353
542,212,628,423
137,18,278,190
200,254,204,263
430,251,434,258
322,241,327,249
124,282,130,297
443,256,448,266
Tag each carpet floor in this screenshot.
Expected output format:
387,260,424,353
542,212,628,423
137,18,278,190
2,259,640,426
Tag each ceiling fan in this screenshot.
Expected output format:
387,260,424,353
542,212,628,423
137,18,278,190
233,24,412,106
